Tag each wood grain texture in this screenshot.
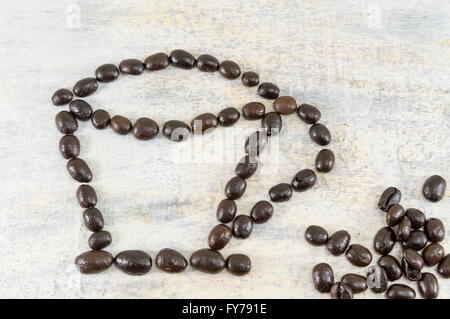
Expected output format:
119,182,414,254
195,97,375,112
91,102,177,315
0,0,449,298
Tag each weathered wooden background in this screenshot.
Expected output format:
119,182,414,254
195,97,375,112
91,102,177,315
0,0,449,298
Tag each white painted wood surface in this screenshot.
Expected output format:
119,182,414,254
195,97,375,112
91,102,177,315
0,0,449,299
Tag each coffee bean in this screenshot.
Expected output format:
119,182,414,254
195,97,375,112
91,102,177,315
190,248,225,274
386,284,416,299
144,52,170,71
73,77,98,97
75,250,113,274
59,135,80,159
226,254,251,276
191,113,218,134
156,248,188,273
378,255,402,281
405,208,426,229
373,227,396,255
132,117,159,140
242,102,265,120
422,243,445,266
326,230,351,256
250,200,273,224
386,205,405,227
418,272,439,299
55,111,78,134
76,184,97,208
269,183,293,202
208,224,232,250
422,175,446,202
110,115,132,135
219,60,241,79
403,230,427,251
235,155,258,179
297,104,321,124
402,248,424,281
258,82,280,99
232,215,253,238
341,274,367,294
305,225,328,246
225,176,247,200
162,120,190,141
52,88,73,106
273,96,297,115
91,109,110,129
88,230,112,250
315,149,335,173
291,169,317,192
245,131,268,157
241,71,259,87
330,282,353,299
218,107,240,127
69,100,93,121
425,218,445,242
169,49,196,69
345,244,372,267
309,123,331,146
67,158,93,183
119,59,145,75
95,63,119,82
367,265,388,293
378,187,401,212
115,250,152,275
82,208,104,232
312,263,334,293
438,255,450,278
261,112,282,136
397,216,412,242
216,199,237,223
196,54,219,72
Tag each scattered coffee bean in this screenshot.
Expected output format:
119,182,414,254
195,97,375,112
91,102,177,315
232,215,253,239
88,230,112,250
326,230,351,256
73,77,98,97
110,115,132,135
75,250,113,274
191,113,218,134
225,176,247,200
402,248,424,281
386,284,416,299
403,230,428,251
425,218,445,242
216,199,237,223
144,52,170,71
305,225,328,246
115,250,152,275
312,263,334,293
196,54,219,72
341,274,368,294
297,104,321,124
245,131,268,157
76,184,97,208
226,254,251,276
208,224,232,250
52,88,73,106
132,117,159,140
162,120,190,142
59,135,80,159
397,216,412,242
169,49,196,69
367,265,388,293
418,272,439,299
69,100,93,121
386,205,405,227
378,255,402,281
309,123,331,146
268,183,293,202
373,227,396,255
155,248,188,273
82,208,104,232
422,243,445,266
378,187,401,212
405,208,426,229
55,111,78,134
422,175,446,202
315,149,335,173
438,254,450,278
67,158,92,183
261,112,282,136
91,109,110,129
345,244,372,267
119,59,145,75
242,102,265,120
273,96,297,115
241,71,259,87
217,107,240,127
95,63,119,82
291,169,317,192
258,82,280,99
250,200,273,224
235,155,258,179
190,248,225,274
330,282,353,299
219,60,241,79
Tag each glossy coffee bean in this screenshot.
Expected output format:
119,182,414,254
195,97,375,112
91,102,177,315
196,54,219,72
218,107,240,127
75,250,113,274
241,71,259,87
235,155,258,179
95,63,119,82
386,284,416,299
367,265,388,293
378,255,402,281
425,218,445,242
219,60,241,79
258,82,279,99
73,77,98,97
191,113,218,134
226,254,251,276
224,176,247,200
341,274,367,294
297,104,321,124
326,230,351,256
250,200,273,224
403,230,427,251
373,227,396,255
242,102,265,120
269,183,293,202
132,117,159,140
418,273,439,299
245,131,268,157
422,243,445,266
119,59,145,75
405,208,426,229
273,96,297,115
422,175,446,202
315,149,335,173
91,109,110,129
190,248,225,274
378,187,401,212
261,112,282,136
76,184,97,208
291,169,317,192
156,248,188,273
216,199,237,223
82,208,104,232
208,224,232,250
312,263,334,293
69,100,93,121
115,250,152,275
162,120,190,142
304,225,328,246
169,49,196,69
386,205,405,227
59,135,80,159
110,115,132,135
144,52,169,71
345,244,372,267
55,111,78,134
67,158,92,183
437,254,450,278
402,248,424,281
309,123,331,146
330,282,353,299
397,216,412,242
52,88,73,106
88,230,112,250
232,215,253,239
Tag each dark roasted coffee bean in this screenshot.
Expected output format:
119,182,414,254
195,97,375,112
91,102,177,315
219,60,241,79
305,225,328,246
73,77,98,97
312,263,334,293
218,107,240,127
132,117,159,140
191,113,218,134
326,230,351,256
216,199,237,223
250,201,273,224
438,254,450,278
162,120,190,142
367,265,388,293
67,158,92,183
378,255,402,281
378,187,401,212
425,218,445,242
273,96,297,115
55,111,78,134
91,109,110,129
386,205,405,227
242,102,265,120
119,59,145,75
69,100,93,121
169,49,196,69
258,82,279,99
418,272,439,299
386,284,416,299
76,184,97,208
88,230,111,250
156,248,188,273
422,243,445,266
144,52,169,71
115,250,152,275
95,63,119,82
403,230,427,251
309,123,331,146
397,216,412,242
52,88,73,106
190,248,225,274
291,169,317,192
232,215,253,239
405,208,426,229
345,244,372,267
225,176,246,200
241,71,259,87
59,135,80,159
261,112,282,136
269,183,293,202
341,274,367,294
75,250,113,274
422,175,446,202
208,224,232,250
402,249,423,281
196,54,219,72
330,282,353,299
226,254,251,276
373,227,396,255
315,149,335,173
235,155,258,179
245,131,268,157
110,115,132,135
297,104,321,124
82,208,104,232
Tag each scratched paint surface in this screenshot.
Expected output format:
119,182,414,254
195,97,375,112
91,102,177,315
0,0,449,298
